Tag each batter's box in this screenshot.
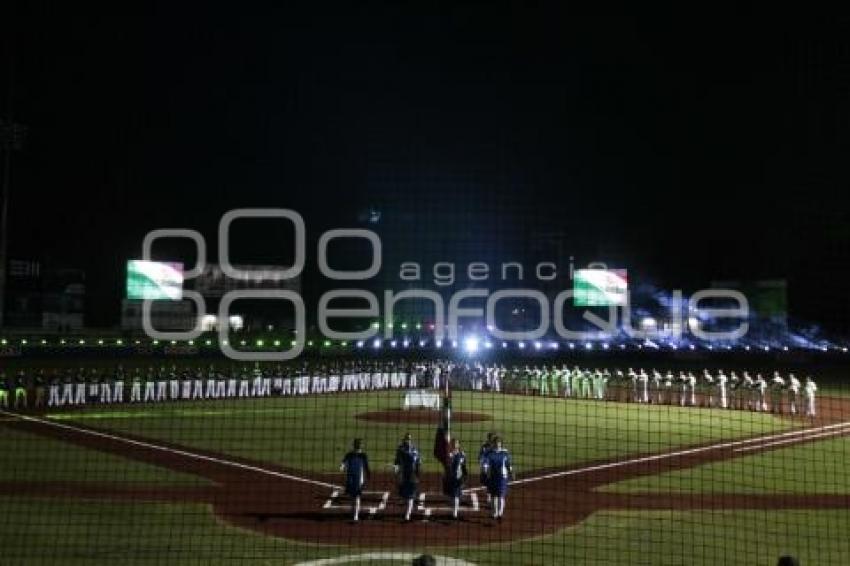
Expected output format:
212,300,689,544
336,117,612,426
416,491,481,518
322,490,389,516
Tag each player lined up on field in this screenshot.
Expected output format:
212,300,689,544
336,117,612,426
339,432,512,522
0,361,818,417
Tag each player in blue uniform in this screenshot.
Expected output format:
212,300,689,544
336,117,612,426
444,439,468,519
394,433,421,521
340,438,370,522
478,432,494,507
484,436,514,521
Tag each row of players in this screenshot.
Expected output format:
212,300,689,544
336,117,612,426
340,432,514,522
505,366,819,417
0,361,819,417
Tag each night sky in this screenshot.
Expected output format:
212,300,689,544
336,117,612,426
4,3,850,330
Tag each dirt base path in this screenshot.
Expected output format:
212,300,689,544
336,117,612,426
1,397,849,547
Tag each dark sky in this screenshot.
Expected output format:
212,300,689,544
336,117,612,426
4,3,850,329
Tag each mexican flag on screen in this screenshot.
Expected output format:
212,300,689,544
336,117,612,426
573,269,628,306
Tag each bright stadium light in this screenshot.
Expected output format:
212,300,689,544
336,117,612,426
273,340,281,346
464,336,480,353
550,342,558,349
585,342,593,350
436,339,443,348
205,339,212,346
484,340,493,349
240,340,247,346
21,339,27,345
534,341,542,350
256,340,264,347
324,340,332,347
356,340,364,348
290,340,297,347
403,339,410,348
451,340,458,348
307,341,314,347
188,340,194,346
401,323,408,330
80,339,87,345
418,340,426,347
415,323,422,330
390,340,397,348
518,341,526,349
783,346,789,351
41,339,47,345
0,339,6,345
341,341,347,347
373,338,381,349
568,343,575,349
501,342,508,348
602,343,610,350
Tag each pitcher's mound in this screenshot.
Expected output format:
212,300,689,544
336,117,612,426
355,409,492,424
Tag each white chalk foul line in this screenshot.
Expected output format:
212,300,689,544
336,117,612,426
466,421,850,492
0,410,340,491
733,427,850,453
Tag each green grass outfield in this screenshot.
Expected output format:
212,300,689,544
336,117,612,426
47,391,790,474
0,426,207,485
601,435,850,495
1,390,846,564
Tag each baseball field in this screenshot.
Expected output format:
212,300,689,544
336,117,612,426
2,384,849,565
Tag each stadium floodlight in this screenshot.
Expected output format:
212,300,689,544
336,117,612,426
256,340,264,347
21,339,27,345
707,344,713,350
619,344,626,349
451,340,458,348
133,339,139,345
501,342,508,348
484,340,493,349
518,342,526,349
744,345,751,351
418,340,426,347
603,343,610,350
464,336,480,354
307,341,314,347
390,340,397,348
240,340,247,346
401,323,408,330
116,339,123,345
387,323,394,329
356,340,364,348
585,343,593,350
97,339,103,345
171,340,177,345
763,346,770,351
550,342,558,349
41,339,47,345
273,340,281,346
533,341,542,350
372,322,380,329
568,343,575,349
205,339,212,346
435,339,443,348
415,323,421,330
403,339,410,348
222,340,228,346
291,340,297,347
372,338,381,349
843,347,848,353
783,346,789,351
0,339,6,345
324,340,332,347
341,341,348,347
80,339,87,345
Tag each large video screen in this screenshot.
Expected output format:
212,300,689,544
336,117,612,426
126,260,184,300
573,269,628,306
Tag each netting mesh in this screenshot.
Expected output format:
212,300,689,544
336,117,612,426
1,354,847,565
